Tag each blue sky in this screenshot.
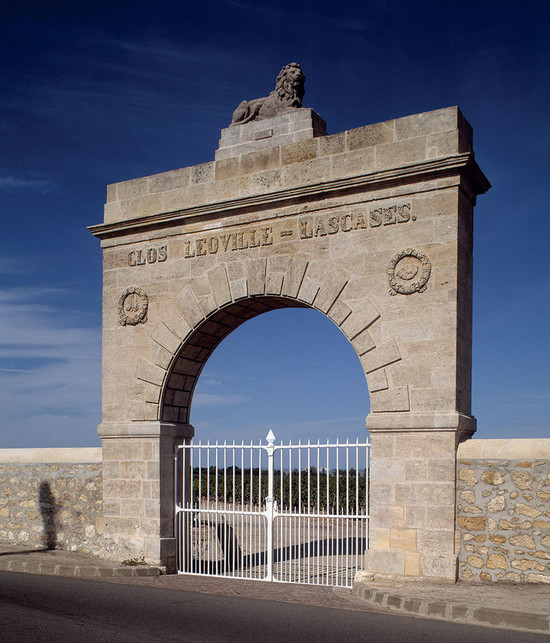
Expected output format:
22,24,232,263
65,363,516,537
0,1,548,447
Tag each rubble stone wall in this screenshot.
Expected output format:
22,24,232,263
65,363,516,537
0,448,103,554
456,439,550,583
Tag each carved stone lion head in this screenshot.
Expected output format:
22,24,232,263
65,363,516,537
275,62,305,106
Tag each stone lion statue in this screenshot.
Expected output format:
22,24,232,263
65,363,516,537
230,62,306,125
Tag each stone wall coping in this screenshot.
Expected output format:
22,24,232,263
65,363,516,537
457,438,550,460
0,447,102,464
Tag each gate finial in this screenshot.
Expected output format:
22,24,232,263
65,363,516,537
266,429,275,445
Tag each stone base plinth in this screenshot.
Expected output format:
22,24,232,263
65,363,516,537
215,108,327,160
363,421,472,582
98,422,194,571
361,552,458,582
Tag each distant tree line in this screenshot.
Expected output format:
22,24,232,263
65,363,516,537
188,467,367,514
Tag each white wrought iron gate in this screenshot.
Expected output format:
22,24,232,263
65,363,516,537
175,431,369,587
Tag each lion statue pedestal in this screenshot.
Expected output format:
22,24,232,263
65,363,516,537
215,63,326,161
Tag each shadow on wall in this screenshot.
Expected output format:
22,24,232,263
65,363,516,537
38,481,58,550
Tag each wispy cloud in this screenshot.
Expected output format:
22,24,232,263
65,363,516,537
0,175,54,192
0,286,100,447
0,257,28,275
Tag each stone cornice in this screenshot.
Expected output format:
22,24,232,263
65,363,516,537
89,153,490,240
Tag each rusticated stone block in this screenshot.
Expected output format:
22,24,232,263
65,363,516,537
458,516,486,531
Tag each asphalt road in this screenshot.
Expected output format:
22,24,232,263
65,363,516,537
0,571,546,642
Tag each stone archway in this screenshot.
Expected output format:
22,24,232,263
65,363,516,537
90,102,489,578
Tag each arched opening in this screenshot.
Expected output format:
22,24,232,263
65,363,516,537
167,297,371,585
160,295,370,438
190,307,369,443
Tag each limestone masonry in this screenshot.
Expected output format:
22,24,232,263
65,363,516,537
456,439,550,583
0,449,103,554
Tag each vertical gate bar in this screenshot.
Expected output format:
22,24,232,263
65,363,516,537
316,440,320,584
336,439,340,585
346,438,353,580
289,445,292,583
191,443,196,574
354,438,363,580
284,442,293,582
366,439,370,549
184,444,187,574
193,444,196,574
280,439,284,582
249,440,253,579
266,432,274,582
174,445,179,572
288,441,292,582
307,441,311,585
278,445,281,583
191,444,195,574
198,442,203,574
214,442,219,576
255,440,266,580
298,442,302,583
206,442,211,575
222,442,226,577
238,441,242,577
324,440,328,585
231,441,235,576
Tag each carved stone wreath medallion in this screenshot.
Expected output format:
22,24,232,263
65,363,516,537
388,248,432,295
119,287,148,325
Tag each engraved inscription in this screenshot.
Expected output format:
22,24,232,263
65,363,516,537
299,203,413,238
182,203,413,259
388,249,431,295
128,245,167,267
184,227,273,258
119,287,148,325
254,129,273,140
